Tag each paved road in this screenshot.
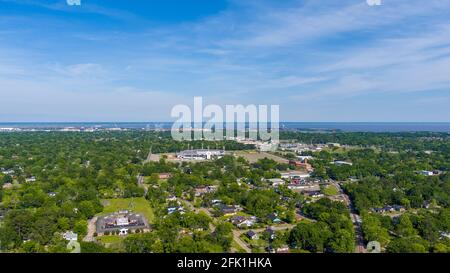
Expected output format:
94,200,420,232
137,174,148,196
350,212,366,253
233,230,252,253
144,148,153,163
136,148,153,196
83,216,98,242
332,181,366,253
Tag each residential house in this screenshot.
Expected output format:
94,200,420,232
440,232,450,240
62,231,78,241
168,206,185,214
230,216,257,228
166,195,177,202
246,230,258,240
308,191,324,198
420,170,435,176
25,176,36,183
266,246,276,253
1,169,14,176
211,199,222,205
276,246,290,253
265,227,276,240
158,173,172,180
267,213,282,223
219,205,240,216
371,205,405,213
266,178,285,187
195,185,218,197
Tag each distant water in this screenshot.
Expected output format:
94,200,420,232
0,122,449,133
280,122,450,133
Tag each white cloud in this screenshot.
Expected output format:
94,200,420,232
50,63,106,77
1,0,450,121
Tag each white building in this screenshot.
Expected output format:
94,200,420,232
297,156,313,161
177,149,225,160
280,171,310,180
116,217,130,226
2,170,14,175
25,176,36,183
166,195,177,202
62,231,78,241
266,178,285,187
333,161,353,166
420,170,434,176
257,142,278,152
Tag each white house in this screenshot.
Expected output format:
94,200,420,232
2,170,14,175
177,149,225,160
166,195,177,202
420,170,434,176
25,176,36,183
246,230,259,240
266,178,285,187
297,156,313,161
62,231,78,241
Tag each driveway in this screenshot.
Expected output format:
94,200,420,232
83,216,98,242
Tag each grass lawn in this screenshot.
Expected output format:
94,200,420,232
96,235,125,250
231,240,246,253
234,151,288,164
322,185,339,196
96,235,124,244
98,197,155,223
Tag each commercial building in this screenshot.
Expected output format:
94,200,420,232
96,210,149,235
177,149,225,160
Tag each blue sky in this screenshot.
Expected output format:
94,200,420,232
1,0,450,122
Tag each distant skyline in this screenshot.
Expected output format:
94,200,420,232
1,0,450,122
1,121,450,133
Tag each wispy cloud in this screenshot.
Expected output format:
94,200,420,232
0,0,141,21
1,0,450,121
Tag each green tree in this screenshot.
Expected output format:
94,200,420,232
73,220,88,237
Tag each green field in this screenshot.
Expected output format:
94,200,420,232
231,240,247,253
98,197,155,223
96,235,125,250
96,235,124,244
322,185,340,196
